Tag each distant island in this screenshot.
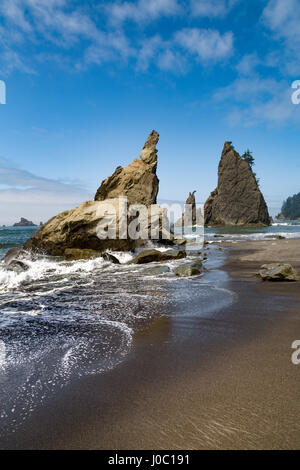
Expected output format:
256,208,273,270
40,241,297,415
13,218,37,227
277,192,300,221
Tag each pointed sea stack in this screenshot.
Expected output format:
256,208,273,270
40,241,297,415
21,130,172,258
94,130,159,206
204,142,270,227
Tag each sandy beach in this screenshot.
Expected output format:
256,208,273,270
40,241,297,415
1,238,299,450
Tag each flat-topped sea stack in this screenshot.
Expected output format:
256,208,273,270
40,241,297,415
22,131,171,258
13,218,37,227
204,142,270,227
95,130,159,206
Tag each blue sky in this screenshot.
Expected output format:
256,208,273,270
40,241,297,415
0,0,300,224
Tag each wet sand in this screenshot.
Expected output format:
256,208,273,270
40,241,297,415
1,240,300,450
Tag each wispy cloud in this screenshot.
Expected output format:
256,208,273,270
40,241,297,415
0,0,236,75
105,0,182,25
262,0,300,74
214,75,298,127
0,159,92,225
190,0,238,18
175,28,234,62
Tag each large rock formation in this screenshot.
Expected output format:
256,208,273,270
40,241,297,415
204,142,270,227
21,131,173,258
23,200,137,256
94,130,159,206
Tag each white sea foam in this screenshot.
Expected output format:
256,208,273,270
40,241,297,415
0,340,6,368
0,256,107,293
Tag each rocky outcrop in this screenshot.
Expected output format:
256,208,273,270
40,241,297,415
23,200,173,257
204,142,270,227
13,218,37,227
257,263,299,282
175,191,204,229
94,130,159,206
21,130,175,258
23,200,139,256
186,191,197,225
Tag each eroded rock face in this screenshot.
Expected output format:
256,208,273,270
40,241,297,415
24,200,138,257
257,263,299,282
23,199,173,257
204,142,270,227
94,130,159,206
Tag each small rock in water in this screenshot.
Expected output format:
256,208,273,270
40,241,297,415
102,253,120,264
144,266,170,276
174,239,186,246
174,260,203,277
265,235,286,240
2,247,26,264
257,263,299,282
7,260,29,273
132,249,185,264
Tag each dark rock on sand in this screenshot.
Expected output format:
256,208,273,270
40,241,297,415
13,217,37,227
132,249,185,264
257,263,299,282
95,130,159,206
204,142,270,227
174,260,203,277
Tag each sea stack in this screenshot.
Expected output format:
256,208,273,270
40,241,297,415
22,130,169,258
13,218,37,227
95,130,159,206
204,142,270,227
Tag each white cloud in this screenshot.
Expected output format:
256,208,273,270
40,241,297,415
175,28,234,62
157,48,187,72
0,0,235,74
190,0,238,18
106,0,182,25
262,0,300,74
136,35,163,71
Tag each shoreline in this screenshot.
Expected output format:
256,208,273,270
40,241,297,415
1,239,300,450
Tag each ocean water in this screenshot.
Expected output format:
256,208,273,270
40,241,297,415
0,222,299,436
0,225,235,436
205,221,300,242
